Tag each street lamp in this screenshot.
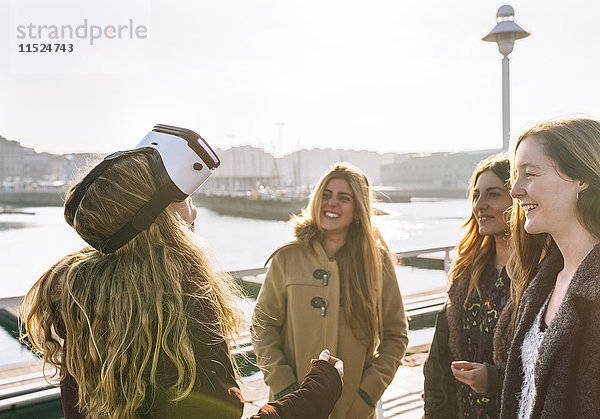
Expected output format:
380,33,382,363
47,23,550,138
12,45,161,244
483,5,530,151
275,122,285,157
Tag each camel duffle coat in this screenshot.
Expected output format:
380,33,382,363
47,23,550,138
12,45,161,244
251,222,408,418
501,243,600,418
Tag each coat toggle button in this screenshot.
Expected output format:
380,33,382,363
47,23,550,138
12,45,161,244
310,296,328,316
313,269,329,286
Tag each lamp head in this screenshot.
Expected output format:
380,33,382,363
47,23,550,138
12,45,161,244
497,5,515,21
482,4,530,57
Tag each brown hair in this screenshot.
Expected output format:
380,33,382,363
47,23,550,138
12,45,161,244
508,117,600,320
23,152,243,418
448,153,511,305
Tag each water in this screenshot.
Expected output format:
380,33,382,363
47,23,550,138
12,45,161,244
0,199,469,365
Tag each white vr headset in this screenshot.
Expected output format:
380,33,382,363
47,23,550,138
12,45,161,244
135,124,220,196
66,124,220,253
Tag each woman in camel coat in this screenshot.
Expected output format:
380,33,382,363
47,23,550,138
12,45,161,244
252,163,408,418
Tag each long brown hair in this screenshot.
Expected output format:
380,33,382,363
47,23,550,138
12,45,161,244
448,153,510,305
292,162,392,354
508,117,600,315
22,152,243,418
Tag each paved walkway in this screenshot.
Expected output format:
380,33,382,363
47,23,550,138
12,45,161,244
1,356,426,418
1,295,431,418
378,365,424,418
241,351,427,418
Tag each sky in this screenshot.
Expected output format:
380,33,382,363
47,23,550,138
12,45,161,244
1,0,599,157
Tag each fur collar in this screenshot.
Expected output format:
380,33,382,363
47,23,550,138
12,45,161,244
518,242,600,316
567,242,600,302
517,246,563,321
265,219,320,266
446,273,470,360
293,219,323,246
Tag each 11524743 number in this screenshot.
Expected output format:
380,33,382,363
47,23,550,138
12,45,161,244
18,44,74,53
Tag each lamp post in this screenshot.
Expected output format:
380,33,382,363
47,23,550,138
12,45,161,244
274,122,285,189
483,5,530,151
275,122,285,157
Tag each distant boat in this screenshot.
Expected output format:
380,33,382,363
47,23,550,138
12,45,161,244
0,190,64,207
193,192,307,221
0,206,36,215
372,187,412,203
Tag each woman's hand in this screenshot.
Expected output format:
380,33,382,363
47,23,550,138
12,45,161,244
168,197,198,224
312,349,344,380
451,361,488,394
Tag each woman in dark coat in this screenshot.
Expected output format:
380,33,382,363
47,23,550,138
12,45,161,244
22,139,343,419
501,118,600,418
424,153,522,418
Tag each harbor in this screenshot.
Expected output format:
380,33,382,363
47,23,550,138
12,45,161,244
2,0,598,416
0,201,465,417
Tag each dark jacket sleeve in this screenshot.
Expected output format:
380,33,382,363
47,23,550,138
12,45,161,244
55,314,84,419
251,360,342,419
484,362,505,394
59,373,84,419
423,307,458,419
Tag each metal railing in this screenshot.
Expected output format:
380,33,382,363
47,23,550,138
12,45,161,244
229,245,453,278
0,245,453,413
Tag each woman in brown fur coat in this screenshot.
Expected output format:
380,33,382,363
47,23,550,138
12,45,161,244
501,118,600,418
424,154,519,418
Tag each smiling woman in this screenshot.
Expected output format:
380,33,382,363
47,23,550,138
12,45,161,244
319,178,356,253
252,162,408,419
501,118,600,419
472,171,512,237
510,136,585,237
423,153,517,419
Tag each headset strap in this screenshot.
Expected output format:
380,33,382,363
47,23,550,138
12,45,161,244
65,151,129,225
66,148,185,253
92,181,185,253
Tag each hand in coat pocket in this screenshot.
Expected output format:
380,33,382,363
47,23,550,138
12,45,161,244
347,390,376,418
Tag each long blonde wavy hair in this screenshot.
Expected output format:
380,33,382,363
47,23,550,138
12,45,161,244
508,118,600,316
448,153,511,306
22,152,243,418
292,162,392,354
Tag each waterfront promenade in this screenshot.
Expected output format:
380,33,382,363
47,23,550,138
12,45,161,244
0,298,432,418
240,355,427,418
0,246,449,417
0,338,427,418
0,198,459,417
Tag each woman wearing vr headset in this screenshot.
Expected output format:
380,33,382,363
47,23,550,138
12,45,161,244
252,163,409,418
22,127,343,419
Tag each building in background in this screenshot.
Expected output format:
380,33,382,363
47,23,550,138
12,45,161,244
0,135,98,191
0,136,27,187
277,148,387,188
1,133,500,199
207,146,279,193
380,149,499,198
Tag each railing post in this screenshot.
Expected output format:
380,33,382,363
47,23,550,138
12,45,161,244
444,249,451,274
377,398,384,417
